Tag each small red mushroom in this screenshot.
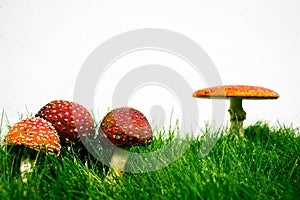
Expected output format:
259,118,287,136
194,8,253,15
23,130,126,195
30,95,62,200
3,117,61,182
99,107,152,177
36,100,95,145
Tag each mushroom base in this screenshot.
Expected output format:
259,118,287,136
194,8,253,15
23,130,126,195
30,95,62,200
228,98,246,135
11,147,39,182
109,147,130,177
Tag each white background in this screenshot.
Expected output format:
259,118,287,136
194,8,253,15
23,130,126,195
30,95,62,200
0,0,299,136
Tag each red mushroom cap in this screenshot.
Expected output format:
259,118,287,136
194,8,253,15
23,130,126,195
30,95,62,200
3,117,61,155
99,107,152,148
36,100,95,144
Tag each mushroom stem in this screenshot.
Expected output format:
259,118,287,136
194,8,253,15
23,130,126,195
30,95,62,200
11,147,38,182
18,148,39,182
109,148,130,177
228,98,246,135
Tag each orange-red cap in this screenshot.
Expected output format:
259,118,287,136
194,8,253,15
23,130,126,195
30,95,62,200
193,85,279,99
3,117,61,155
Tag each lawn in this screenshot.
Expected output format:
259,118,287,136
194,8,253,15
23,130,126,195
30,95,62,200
0,116,299,199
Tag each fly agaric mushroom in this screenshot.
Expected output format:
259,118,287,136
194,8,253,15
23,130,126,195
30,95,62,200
3,117,60,182
193,85,279,135
36,100,95,146
99,107,152,177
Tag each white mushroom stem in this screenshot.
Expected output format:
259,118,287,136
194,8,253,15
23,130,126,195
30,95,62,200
18,148,39,182
228,98,246,135
20,154,33,182
109,148,130,177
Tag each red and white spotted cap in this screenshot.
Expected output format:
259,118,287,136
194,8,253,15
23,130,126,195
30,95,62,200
36,100,95,144
99,107,152,148
3,117,61,155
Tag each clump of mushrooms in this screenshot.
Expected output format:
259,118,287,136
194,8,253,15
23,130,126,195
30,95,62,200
99,107,152,177
193,85,279,135
3,117,61,182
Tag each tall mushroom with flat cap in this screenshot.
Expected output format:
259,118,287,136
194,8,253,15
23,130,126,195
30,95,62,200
3,117,61,182
193,85,279,135
99,107,152,177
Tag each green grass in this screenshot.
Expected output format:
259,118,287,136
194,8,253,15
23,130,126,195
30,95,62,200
0,119,299,199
